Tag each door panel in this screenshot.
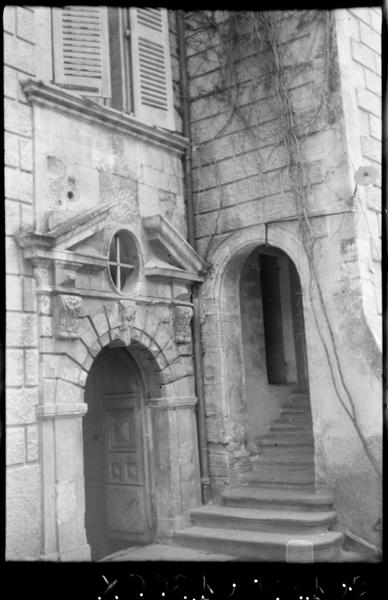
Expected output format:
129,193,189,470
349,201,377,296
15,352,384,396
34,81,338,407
103,393,150,541
83,347,153,560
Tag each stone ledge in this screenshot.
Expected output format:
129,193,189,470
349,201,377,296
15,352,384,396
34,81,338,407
148,396,198,409
36,402,88,419
21,78,189,156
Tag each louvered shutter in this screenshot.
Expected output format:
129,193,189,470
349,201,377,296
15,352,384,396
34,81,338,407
129,8,174,129
52,6,111,99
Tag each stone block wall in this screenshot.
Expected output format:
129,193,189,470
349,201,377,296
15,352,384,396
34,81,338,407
185,10,349,258
4,6,199,561
4,6,42,559
185,10,382,547
334,7,381,344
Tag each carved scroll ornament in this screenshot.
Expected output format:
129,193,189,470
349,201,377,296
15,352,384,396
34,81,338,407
53,294,83,339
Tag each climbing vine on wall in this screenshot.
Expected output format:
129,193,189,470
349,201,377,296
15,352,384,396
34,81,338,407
184,10,381,482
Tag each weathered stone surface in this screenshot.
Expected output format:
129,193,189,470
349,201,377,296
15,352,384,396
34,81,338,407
360,135,381,163
3,6,16,34
79,316,99,350
4,98,32,137
5,199,20,235
6,312,38,347
7,387,38,425
369,8,381,33
56,379,83,405
56,479,77,525
38,294,52,316
359,21,380,53
357,88,381,117
6,349,24,387
6,275,23,311
6,464,41,559
103,301,121,330
42,378,56,405
90,307,109,338
369,115,381,140
25,349,39,386
27,424,39,461
5,132,19,168
23,277,37,312
172,304,193,344
19,137,33,172
351,38,376,71
6,427,26,465
40,316,52,338
60,355,84,385
16,7,36,43
6,236,21,275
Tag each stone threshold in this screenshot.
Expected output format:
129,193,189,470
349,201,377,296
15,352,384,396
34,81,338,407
100,543,237,562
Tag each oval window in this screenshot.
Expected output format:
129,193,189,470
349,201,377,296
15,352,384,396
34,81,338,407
108,230,139,292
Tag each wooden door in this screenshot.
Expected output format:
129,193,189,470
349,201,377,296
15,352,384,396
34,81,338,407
103,392,152,543
83,347,153,560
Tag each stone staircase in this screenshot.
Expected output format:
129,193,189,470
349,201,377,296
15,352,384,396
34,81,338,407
175,392,345,562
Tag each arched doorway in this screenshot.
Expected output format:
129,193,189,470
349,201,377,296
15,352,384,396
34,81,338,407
239,245,309,446
83,345,154,560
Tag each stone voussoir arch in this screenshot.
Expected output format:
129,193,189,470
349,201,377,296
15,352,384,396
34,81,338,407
54,300,182,404
204,223,311,303
198,222,314,430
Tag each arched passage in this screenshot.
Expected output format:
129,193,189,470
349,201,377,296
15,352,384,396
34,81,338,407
199,224,314,490
239,245,309,446
83,345,155,560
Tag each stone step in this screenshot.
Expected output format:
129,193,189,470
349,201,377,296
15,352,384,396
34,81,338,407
257,434,314,447
282,402,311,410
279,411,312,423
222,487,333,512
257,447,314,458
175,525,343,562
277,419,312,427
280,406,310,414
269,422,312,433
240,478,315,490
189,505,337,535
244,467,315,484
250,461,315,481
250,454,314,466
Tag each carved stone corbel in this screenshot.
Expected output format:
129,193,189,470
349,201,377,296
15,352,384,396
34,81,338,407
53,294,83,339
173,304,193,345
117,300,136,345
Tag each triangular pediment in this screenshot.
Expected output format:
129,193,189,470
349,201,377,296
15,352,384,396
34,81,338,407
15,204,207,286
142,214,207,282
17,201,115,254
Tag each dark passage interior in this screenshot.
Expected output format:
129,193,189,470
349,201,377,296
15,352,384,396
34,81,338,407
259,251,308,391
240,245,309,443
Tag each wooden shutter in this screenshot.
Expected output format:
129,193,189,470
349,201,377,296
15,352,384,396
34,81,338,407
52,6,111,99
129,8,174,129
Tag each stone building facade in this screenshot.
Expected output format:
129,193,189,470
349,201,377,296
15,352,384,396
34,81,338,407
5,6,382,561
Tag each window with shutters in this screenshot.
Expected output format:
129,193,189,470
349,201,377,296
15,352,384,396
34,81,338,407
52,6,175,130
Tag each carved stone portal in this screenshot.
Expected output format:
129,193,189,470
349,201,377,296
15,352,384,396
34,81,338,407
173,305,193,345
53,294,83,339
